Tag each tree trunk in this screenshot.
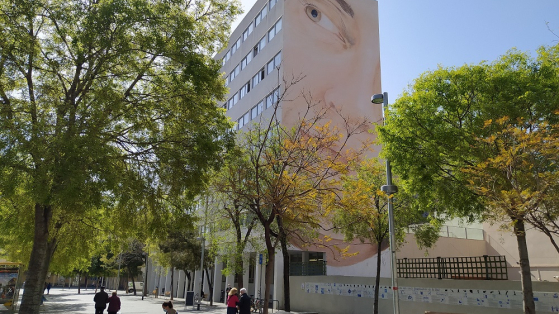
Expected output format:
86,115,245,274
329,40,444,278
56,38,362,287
186,271,191,291
373,241,382,314
263,250,275,314
514,219,535,314
281,238,290,312
19,204,56,314
205,268,214,306
131,268,137,296
236,271,244,290
170,268,174,300
85,277,88,290
78,272,81,294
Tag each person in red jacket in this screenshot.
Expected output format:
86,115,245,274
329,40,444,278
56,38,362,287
107,291,121,314
226,287,239,314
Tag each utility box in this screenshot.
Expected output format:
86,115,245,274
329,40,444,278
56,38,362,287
185,291,195,306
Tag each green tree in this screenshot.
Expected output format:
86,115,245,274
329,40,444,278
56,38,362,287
219,88,371,313
329,158,438,314
210,152,261,291
0,0,239,312
378,45,559,314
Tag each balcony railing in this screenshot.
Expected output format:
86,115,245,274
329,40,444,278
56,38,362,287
289,261,327,276
397,255,508,280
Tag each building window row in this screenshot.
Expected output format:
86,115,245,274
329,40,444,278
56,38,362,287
222,0,281,66
224,18,282,86
237,86,280,130
226,51,282,111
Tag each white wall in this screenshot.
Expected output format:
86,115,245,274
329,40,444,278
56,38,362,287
290,275,559,314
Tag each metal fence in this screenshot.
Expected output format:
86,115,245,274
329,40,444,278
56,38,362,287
289,261,327,276
397,255,508,280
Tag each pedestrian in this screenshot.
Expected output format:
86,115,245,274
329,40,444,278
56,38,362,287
107,291,121,314
162,300,177,314
224,284,232,304
93,286,109,314
237,288,251,314
226,287,239,314
47,282,52,295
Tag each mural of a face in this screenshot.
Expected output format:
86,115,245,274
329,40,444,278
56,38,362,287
282,0,384,268
282,0,382,137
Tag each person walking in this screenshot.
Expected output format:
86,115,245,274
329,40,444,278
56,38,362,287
224,284,232,304
162,300,177,314
93,286,109,314
46,282,52,295
226,287,239,314
237,288,251,314
107,291,121,314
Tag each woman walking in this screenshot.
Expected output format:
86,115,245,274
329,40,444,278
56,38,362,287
162,300,177,314
107,291,121,314
226,287,239,314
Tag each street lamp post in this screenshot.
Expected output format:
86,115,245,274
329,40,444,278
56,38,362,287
371,92,400,314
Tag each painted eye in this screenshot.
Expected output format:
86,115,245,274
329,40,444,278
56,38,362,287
305,5,337,34
305,6,321,21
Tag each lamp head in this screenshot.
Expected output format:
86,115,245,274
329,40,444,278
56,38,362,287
371,93,384,104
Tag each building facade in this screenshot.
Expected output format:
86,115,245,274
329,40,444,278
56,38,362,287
141,0,558,309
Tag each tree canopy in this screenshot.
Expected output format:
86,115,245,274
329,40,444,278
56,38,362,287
379,44,559,314
0,0,239,312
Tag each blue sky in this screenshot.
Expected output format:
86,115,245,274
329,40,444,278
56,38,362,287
232,0,559,102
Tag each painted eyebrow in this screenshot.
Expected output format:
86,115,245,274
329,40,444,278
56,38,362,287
334,0,354,17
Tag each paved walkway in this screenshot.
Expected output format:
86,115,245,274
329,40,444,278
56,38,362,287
10,288,307,314
16,287,228,314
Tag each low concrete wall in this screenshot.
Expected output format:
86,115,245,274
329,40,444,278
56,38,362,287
290,275,559,314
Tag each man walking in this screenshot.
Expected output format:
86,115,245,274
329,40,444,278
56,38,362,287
93,286,109,314
238,288,251,314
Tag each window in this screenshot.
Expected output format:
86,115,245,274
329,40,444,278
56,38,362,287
252,68,265,88
244,112,250,125
249,254,256,284
248,22,254,35
267,60,274,75
274,51,281,67
224,75,229,87
246,51,252,64
261,4,267,18
266,93,273,108
243,29,249,42
228,98,234,109
251,106,258,120
253,45,259,57
269,0,277,9
233,92,239,105
273,87,280,103
268,18,282,42
267,51,282,75
234,64,240,77
259,36,266,51
258,100,264,114
275,18,282,32
255,4,268,27
240,81,250,99
241,52,252,70
231,37,241,54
